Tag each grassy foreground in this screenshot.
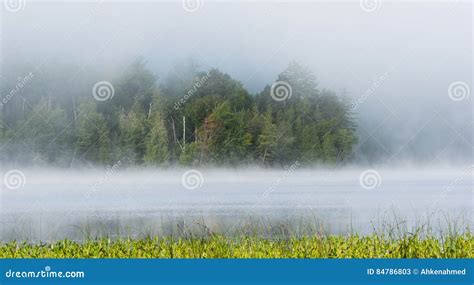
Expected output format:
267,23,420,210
1,233,472,258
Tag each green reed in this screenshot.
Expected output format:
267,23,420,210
1,232,472,258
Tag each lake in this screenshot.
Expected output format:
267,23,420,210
1,166,472,241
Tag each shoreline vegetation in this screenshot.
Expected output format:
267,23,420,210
2,218,472,258
2,233,472,258
1,60,358,167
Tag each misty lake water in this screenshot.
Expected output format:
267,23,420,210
1,167,472,242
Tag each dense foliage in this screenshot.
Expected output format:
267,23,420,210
2,233,472,258
0,59,357,167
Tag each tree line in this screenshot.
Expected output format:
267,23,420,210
0,58,357,167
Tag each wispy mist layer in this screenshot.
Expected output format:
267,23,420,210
1,1,472,165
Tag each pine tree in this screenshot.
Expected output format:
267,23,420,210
335,128,357,163
9,99,72,164
76,102,110,164
144,112,169,164
301,125,322,163
322,134,337,165
118,103,147,164
257,108,278,165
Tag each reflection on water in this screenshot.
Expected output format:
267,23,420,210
1,167,472,241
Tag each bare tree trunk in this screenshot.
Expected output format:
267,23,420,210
72,97,77,125
148,103,152,118
182,116,186,153
262,149,267,164
48,92,52,111
70,148,77,168
168,117,181,151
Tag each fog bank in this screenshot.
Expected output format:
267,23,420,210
1,1,472,165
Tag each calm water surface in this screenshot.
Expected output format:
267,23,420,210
1,167,472,241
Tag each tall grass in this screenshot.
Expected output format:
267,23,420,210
1,232,472,258
2,213,471,258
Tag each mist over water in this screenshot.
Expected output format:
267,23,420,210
1,166,471,241
0,1,472,242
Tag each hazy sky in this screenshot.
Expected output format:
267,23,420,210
1,0,472,163
2,1,471,89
